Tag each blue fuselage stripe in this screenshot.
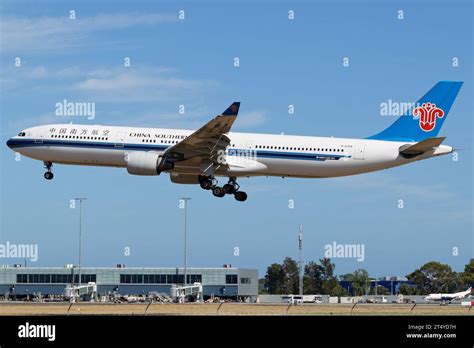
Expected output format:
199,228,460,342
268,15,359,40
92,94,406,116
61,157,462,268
7,139,351,161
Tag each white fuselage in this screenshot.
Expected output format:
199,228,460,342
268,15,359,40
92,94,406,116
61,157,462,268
7,124,453,179
424,289,472,302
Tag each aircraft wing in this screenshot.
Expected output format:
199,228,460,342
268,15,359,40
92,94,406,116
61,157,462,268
162,102,240,164
399,137,445,157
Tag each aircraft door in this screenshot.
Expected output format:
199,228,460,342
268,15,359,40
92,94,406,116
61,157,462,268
34,129,44,144
115,132,126,148
354,143,365,160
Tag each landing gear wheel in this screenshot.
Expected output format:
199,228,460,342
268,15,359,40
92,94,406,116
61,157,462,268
212,186,226,198
200,179,213,190
223,184,236,194
43,162,54,180
234,191,247,202
224,177,239,194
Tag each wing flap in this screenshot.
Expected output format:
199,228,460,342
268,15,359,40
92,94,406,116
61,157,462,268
164,102,240,163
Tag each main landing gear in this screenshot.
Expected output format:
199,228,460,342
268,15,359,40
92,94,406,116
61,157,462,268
43,162,54,180
199,176,247,201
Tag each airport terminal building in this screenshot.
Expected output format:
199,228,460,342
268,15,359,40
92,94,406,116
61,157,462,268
0,266,258,301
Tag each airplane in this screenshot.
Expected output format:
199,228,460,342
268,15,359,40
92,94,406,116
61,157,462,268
6,81,463,202
424,287,472,304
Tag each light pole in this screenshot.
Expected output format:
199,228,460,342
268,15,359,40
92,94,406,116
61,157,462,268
74,198,87,286
298,225,303,296
181,197,191,287
375,275,377,296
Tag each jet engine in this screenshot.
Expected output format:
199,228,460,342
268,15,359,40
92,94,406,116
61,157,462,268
126,151,174,175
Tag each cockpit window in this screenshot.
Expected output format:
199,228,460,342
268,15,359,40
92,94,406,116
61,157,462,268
17,132,26,137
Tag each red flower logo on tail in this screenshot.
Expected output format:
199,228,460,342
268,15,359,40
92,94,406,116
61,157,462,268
412,102,445,132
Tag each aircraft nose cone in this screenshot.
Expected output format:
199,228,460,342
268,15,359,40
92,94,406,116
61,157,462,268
6,138,14,148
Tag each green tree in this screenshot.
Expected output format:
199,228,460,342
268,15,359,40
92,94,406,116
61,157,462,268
406,261,460,294
398,283,418,295
461,259,474,288
264,263,284,294
264,257,300,294
342,269,370,296
317,258,348,296
319,258,335,280
369,285,391,295
282,257,299,294
258,278,268,294
321,277,348,296
303,261,323,294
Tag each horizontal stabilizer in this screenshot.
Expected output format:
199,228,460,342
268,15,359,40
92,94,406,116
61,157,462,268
399,137,445,157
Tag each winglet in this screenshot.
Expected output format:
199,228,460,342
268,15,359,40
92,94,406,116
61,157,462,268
221,102,241,116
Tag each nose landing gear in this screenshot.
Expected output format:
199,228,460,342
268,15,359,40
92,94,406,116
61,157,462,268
198,176,247,201
43,162,54,180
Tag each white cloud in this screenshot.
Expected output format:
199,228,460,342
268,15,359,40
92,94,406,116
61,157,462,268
29,66,47,79
324,173,456,201
103,109,212,130
78,73,199,93
1,65,81,83
234,111,267,129
55,66,82,79
0,64,218,103
1,112,58,137
76,103,266,130
86,66,176,79
0,13,177,52
75,67,217,102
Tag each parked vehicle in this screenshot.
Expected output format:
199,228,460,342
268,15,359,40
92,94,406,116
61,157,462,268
303,295,323,304
282,295,303,305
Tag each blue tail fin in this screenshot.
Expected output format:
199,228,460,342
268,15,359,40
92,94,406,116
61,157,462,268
368,81,463,142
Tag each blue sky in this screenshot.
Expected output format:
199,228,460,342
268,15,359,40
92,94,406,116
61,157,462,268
1,0,472,278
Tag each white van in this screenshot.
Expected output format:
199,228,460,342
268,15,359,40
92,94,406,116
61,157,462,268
373,296,388,303
303,295,323,303
282,295,303,305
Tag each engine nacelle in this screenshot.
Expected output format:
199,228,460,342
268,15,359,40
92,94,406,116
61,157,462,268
126,152,174,176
